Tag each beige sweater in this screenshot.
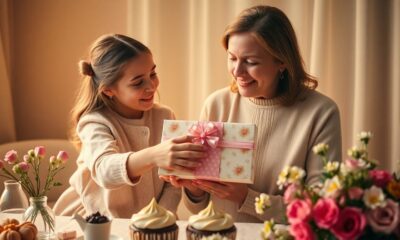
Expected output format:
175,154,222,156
183,87,342,223
53,104,181,218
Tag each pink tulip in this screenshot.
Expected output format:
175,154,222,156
56,151,69,163
289,222,315,240
312,198,339,229
287,199,312,224
49,156,57,164
4,150,18,164
367,199,399,234
34,146,46,158
369,169,392,188
348,187,364,200
18,162,30,172
331,207,366,240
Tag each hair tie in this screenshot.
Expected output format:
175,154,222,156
79,60,95,77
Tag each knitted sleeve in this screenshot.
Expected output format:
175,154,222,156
77,120,138,189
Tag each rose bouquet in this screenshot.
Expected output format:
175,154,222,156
255,132,400,240
0,146,69,234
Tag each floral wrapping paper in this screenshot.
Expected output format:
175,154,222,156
158,120,256,184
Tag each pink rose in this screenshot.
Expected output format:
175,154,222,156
312,198,339,229
348,187,364,200
284,184,299,204
367,199,399,234
289,222,315,240
4,150,18,164
338,195,346,207
344,158,365,171
369,169,392,188
332,207,366,240
56,151,69,163
34,146,46,158
287,199,312,224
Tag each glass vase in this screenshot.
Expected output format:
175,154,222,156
23,196,56,240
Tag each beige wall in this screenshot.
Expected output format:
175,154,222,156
11,0,128,140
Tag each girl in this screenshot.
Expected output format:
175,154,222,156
53,34,205,218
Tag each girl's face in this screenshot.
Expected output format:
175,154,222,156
104,53,159,119
227,32,285,99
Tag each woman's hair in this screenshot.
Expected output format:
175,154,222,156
222,5,317,105
70,34,151,148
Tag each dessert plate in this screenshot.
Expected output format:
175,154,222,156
109,234,123,240
76,234,123,240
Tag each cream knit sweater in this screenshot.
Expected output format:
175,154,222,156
183,87,342,223
53,104,181,218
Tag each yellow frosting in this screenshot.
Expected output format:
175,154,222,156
130,198,176,229
188,201,234,231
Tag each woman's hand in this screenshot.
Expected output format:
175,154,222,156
152,135,206,172
193,180,248,205
160,175,205,197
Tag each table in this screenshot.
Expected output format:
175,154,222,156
0,212,264,240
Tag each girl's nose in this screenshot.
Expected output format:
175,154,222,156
145,79,157,93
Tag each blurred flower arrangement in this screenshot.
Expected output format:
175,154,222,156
1,146,68,197
0,146,69,233
255,132,400,240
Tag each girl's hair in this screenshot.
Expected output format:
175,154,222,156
222,5,317,105
70,34,151,148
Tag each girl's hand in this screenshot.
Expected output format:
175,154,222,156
152,135,206,172
159,175,205,197
193,180,248,205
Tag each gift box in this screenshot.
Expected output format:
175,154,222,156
158,120,256,184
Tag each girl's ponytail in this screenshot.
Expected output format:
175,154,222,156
69,34,150,149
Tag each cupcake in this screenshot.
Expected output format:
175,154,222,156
186,201,236,240
130,198,178,240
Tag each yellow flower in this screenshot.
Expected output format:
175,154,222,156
255,193,271,214
363,186,386,209
324,161,340,173
288,166,305,184
322,176,342,198
313,143,329,156
261,220,274,239
277,166,290,189
358,131,372,144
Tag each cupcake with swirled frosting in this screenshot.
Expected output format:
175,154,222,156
130,198,178,240
186,201,236,240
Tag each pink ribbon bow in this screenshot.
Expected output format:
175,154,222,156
188,122,221,148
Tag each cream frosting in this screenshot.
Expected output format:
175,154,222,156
130,198,176,229
188,201,234,231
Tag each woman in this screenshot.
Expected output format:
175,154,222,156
168,5,342,223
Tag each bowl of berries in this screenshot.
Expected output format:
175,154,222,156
73,211,112,240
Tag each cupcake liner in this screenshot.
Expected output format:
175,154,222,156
130,223,178,240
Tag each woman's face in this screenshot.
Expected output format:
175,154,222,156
227,32,284,99
103,52,159,119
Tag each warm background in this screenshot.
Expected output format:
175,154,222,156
1,0,399,173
